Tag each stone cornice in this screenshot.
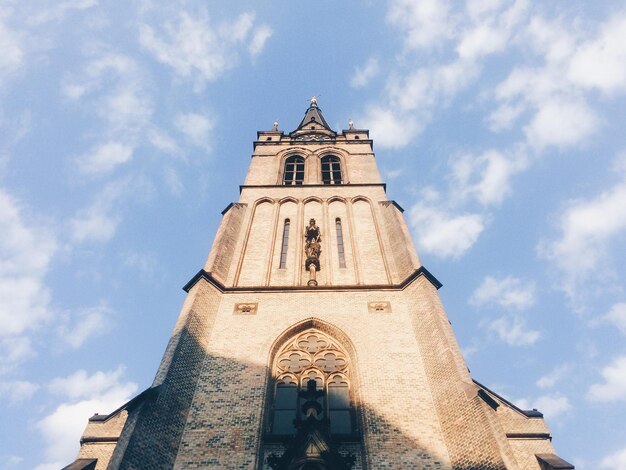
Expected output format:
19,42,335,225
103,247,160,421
182,266,442,293
239,183,387,194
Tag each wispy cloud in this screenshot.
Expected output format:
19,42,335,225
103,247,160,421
386,0,452,50
0,13,25,86
536,364,572,390
470,276,536,310
603,303,626,335
139,9,271,91
450,150,528,206
56,304,113,350
27,0,99,26
488,315,540,346
601,445,626,470
538,156,626,304
408,198,484,259
76,141,134,176
587,356,626,402
249,25,272,57
350,57,379,89
0,190,56,372
69,176,152,243
0,379,39,405
174,112,214,149
515,393,571,419
37,366,137,469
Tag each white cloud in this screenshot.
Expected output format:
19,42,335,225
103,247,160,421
163,167,183,196
359,58,478,149
515,394,571,419
0,336,36,373
466,0,505,20
409,202,484,259
487,103,524,132
602,446,626,470
0,379,39,404
174,112,213,148
57,304,112,349
76,142,134,175
387,0,452,50
139,9,271,90
470,276,536,310
451,150,527,205
0,14,24,85
69,177,152,244
568,15,626,94
63,53,152,136
0,190,55,342
249,25,272,56
38,366,137,468
603,303,626,335
538,166,626,301
457,24,507,60
48,365,129,400
27,0,98,26
536,364,572,389
69,211,118,243
350,57,379,89
523,98,598,150
587,356,626,402
122,250,158,275
361,106,422,149
148,129,182,157
489,315,540,346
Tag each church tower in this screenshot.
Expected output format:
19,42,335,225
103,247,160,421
67,99,574,470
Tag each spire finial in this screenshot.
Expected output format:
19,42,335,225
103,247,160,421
273,120,279,131
310,96,318,107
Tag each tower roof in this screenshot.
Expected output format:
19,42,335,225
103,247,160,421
295,96,333,132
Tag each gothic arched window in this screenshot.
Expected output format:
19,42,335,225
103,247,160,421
321,156,342,185
283,156,305,185
335,218,346,268
279,219,290,269
269,329,354,437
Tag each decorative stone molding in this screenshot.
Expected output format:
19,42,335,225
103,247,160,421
368,301,391,313
234,303,258,315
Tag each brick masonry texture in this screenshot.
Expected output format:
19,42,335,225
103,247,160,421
71,111,566,469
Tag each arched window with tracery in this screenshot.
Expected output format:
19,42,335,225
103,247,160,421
269,329,355,437
321,156,342,185
283,156,305,185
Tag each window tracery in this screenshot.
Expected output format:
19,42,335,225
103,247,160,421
270,329,354,437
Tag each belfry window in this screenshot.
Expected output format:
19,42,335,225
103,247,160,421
270,329,354,436
335,218,346,268
279,219,290,269
283,156,305,185
321,156,342,185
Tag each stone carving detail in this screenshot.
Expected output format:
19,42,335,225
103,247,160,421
233,303,258,315
368,301,392,313
304,219,321,287
293,134,332,142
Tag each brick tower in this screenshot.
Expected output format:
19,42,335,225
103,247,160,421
67,99,574,470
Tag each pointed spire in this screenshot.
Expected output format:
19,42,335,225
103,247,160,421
295,96,332,131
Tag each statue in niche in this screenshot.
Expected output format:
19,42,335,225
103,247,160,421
305,219,321,287
304,219,322,266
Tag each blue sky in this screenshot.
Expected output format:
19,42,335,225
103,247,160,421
1,1,626,468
